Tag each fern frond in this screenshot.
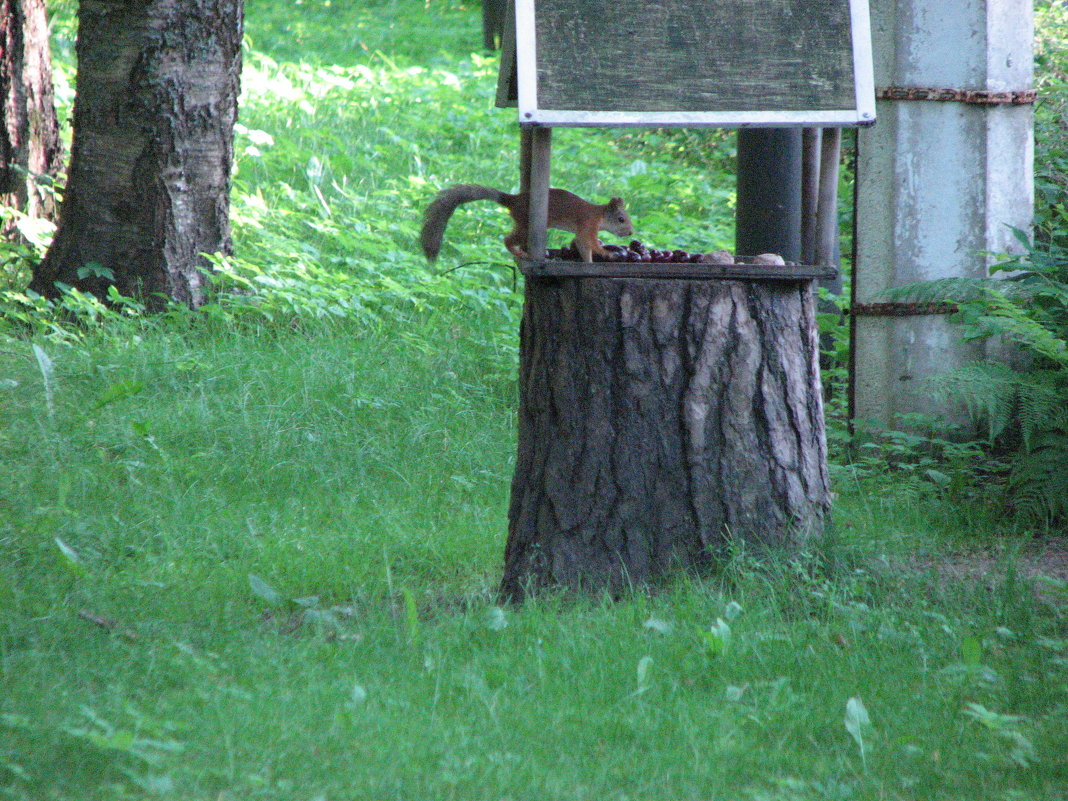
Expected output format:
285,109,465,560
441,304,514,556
884,278,992,305
1006,432,1068,524
963,304,1068,366
922,362,1015,440
887,275,1068,307
1016,372,1068,447
884,223,1068,523
922,362,1067,445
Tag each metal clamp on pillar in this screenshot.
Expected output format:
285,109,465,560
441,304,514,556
876,86,1037,105
848,301,958,317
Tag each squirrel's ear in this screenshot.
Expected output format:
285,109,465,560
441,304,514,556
609,197,624,208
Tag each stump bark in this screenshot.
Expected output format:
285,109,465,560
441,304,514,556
502,277,831,599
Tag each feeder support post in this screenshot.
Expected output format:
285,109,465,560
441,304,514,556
526,126,552,261
735,128,803,263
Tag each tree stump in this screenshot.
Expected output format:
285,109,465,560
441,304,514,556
502,276,831,600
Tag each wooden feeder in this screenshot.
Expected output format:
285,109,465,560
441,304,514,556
494,0,876,599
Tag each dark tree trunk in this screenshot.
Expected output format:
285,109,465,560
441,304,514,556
502,277,831,600
29,0,243,306
481,0,506,50
0,0,62,225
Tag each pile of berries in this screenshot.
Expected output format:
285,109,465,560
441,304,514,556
545,241,790,266
547,240,754,264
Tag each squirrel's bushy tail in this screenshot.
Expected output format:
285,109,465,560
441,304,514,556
420,184,507,262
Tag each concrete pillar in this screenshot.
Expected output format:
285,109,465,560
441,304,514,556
851,0,1034,426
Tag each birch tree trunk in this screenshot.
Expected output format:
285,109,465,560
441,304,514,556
30,0,243,306
0,0,62,225
502,277,831,600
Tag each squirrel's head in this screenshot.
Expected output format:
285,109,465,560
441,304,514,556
605,197,634,237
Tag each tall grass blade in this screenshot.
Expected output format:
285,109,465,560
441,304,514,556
31,344,55,419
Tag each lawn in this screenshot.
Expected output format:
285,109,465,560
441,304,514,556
0,1,1066,799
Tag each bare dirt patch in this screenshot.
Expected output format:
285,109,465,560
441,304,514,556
909,536,1068,605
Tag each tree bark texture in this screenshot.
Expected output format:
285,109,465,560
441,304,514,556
502,278,831,599
0,0,62,224
30,0,243,306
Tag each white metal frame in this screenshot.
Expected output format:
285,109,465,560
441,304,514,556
514,0,876,128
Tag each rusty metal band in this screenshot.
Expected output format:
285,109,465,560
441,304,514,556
876,86,1037,105
849,301,958,317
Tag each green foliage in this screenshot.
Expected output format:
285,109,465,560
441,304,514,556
837,413,994,492
920,361,1067,448
1005,430,1068,522
61,706,185,793
843,696,872,769
817,284,851,412
962,702,1038,769
0,206,55,289
1034,0,1068,230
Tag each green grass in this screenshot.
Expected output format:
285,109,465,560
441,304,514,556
1,0,1067,798
3,355,1067,800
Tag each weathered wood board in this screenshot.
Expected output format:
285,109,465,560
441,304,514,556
500,0,875,127
518,260,839,282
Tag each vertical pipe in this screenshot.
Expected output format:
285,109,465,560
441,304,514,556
526,126,552,262
519,127,533,196
815,128,842,266
801,128,822,265
735,128,803,262
848,129,861,425
815,127,843,294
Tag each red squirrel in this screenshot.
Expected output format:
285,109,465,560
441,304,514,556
420,184,634,263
